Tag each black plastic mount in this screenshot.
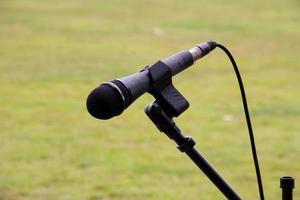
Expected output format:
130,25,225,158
146,60,189,117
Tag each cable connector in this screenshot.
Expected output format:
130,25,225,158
197,40,217,56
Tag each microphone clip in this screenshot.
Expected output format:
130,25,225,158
147,60,189,118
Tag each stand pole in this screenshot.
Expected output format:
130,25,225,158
280,176,295,200
145,102,242,200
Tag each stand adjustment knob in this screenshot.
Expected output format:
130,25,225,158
177,137,196,152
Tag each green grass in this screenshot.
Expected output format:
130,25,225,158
0,0,300,199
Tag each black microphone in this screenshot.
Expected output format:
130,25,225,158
86,41,217,119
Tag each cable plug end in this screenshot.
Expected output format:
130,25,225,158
197,40,217,56
189,40,218,62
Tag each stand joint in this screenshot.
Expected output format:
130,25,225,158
177,137,196,152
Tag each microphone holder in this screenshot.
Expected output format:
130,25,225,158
145,60,190,117
144,60,242,199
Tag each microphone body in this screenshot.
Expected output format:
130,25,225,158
117,49,194,102
87,41,217,119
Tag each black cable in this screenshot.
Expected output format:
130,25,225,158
215,43,265,200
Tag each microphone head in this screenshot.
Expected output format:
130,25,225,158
86,83,125,120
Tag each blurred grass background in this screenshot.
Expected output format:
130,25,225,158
0,0,299,199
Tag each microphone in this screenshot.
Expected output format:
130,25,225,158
86,41,217,119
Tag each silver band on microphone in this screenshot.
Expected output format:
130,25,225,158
189,46,203,61
103,82,126,110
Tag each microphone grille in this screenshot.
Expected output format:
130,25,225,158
86,80,132,120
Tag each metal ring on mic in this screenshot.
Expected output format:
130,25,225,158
103,82,126,110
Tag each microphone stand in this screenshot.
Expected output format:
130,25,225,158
144,60,242,199
145,102,242,200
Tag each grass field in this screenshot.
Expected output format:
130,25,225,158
0,0,300,199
